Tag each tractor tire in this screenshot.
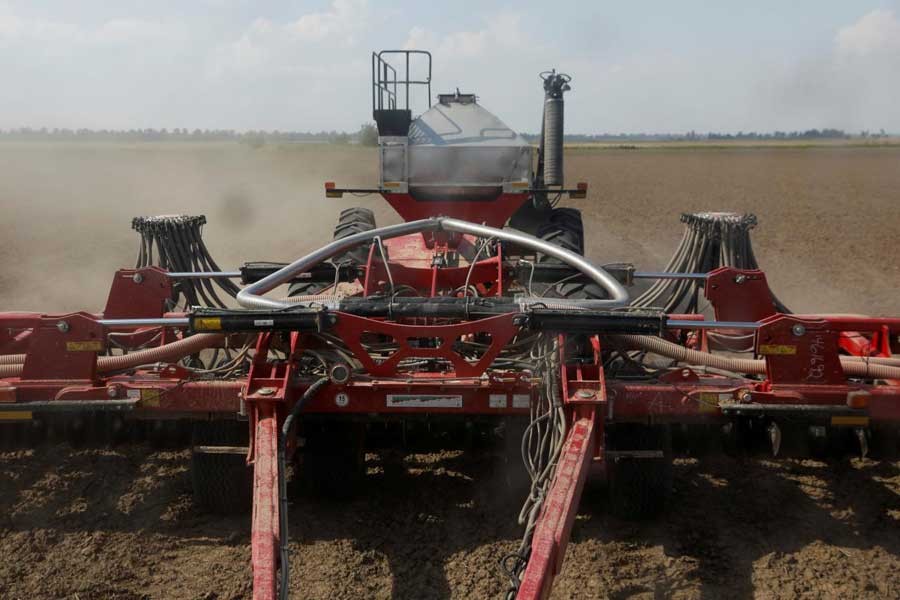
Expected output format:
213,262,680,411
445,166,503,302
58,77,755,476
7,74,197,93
299,421,366,500
288,207,376,297
537,207,585,260
497,416,530,495
535,207,605,299
607,424,673,519
871,426,899,460
333,207,377,264
190,420,251,515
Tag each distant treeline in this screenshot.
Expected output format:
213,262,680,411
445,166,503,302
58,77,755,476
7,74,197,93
521,128,892,142
0,127,363,144
0,126,892,143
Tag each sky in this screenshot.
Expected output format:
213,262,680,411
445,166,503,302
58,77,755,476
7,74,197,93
1,1,898,134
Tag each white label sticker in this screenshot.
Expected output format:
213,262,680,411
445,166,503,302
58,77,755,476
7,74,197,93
512,394,531,409
386,395,463,408
335,392,349,407
126,389,141,399
253,319,275,327
489,394,507,408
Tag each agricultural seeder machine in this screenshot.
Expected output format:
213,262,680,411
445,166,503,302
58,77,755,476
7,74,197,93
2,51,899,599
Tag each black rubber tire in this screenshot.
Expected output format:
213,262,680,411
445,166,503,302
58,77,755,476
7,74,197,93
332,207,377,265
147,419,189,449
190,420,252,515
299,421,366,500
548,281,604,300
497,417,530,494
288,207,376,297
534,208,605,299
287,280,329,297
64,415,89,447
607,424,673,519
536,207,585,260
871,426,899,460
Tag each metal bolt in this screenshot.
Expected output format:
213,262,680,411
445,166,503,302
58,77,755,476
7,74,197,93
734,274,746,284
257,387,277,396
132,272,144,284
792,324,806,337
809,425,826,438
682,368,691,378
106,385,119,398
329,363,351,384
56,320,70,333
740,390,752,403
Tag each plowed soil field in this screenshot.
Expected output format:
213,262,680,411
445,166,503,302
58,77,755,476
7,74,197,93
1,142,898,599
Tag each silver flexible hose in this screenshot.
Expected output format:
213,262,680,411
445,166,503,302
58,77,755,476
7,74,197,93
236,217,629,311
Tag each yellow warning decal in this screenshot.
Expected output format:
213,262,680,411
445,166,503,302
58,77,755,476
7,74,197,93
0,411,32,421
140,389,162,407
382,181,403,188
831,416,869,427
698,392,731,412
66,340,103,352
698,392,720,413
194,317,222,331
758,344,797,355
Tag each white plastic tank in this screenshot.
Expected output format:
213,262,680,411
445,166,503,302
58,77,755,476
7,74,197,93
381,93,533,201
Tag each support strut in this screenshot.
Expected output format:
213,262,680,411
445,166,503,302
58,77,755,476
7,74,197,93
517,417,596,600
252,402,281,600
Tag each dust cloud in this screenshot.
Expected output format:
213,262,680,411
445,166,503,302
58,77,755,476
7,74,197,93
1,142,898,315
0,142,386,312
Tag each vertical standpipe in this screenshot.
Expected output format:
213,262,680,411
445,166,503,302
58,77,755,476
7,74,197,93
541,71,571,186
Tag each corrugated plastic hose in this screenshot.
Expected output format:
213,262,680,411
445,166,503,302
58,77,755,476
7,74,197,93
1,331,897,379
2,333,897,379
610,334,900,380
0,333,224,377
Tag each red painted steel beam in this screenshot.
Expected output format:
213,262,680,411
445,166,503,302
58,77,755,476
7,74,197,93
251,403,281,600
517,417,596,600
381,192,529,227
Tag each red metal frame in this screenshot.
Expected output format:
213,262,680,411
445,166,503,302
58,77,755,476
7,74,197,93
250,401,280,600
331,312,520,378
382,192,529,228
103,267,173,319
1,253,899,600
517,417,596,600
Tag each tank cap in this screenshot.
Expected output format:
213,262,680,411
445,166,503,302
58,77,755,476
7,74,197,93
438,89,477,105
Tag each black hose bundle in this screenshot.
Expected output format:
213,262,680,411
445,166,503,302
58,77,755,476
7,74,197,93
632,212,789,314
501,334,567,598
630,212,789,352
133,215,239,308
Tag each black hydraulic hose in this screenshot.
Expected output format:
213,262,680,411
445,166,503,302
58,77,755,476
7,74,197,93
133,215,239,308
632,212,794,337
160,225,202,307
196,230,242,296
182,225,229,307
186,231,225,308
172,223,220,307
277,376,329,600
